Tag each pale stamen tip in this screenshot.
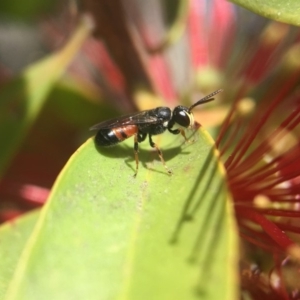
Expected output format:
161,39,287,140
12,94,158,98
287,244,300,262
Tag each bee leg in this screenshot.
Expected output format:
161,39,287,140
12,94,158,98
168,128,192,143
179,128,194,143
133,134,139,177
138,132,147,143
133,132,147,177
149,135,172,175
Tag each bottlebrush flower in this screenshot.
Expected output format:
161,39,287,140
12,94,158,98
217,90,300,298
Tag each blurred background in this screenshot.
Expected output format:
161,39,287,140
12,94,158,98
0,0,115,221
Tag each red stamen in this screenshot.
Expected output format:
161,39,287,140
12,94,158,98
236,207,294,250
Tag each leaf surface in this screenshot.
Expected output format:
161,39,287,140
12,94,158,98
5,129,239,300
231,0,300,26
0,210,39,298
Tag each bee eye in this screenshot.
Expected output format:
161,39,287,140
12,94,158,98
173,107,191,127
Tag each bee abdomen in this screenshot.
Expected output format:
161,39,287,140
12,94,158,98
95,125,138,147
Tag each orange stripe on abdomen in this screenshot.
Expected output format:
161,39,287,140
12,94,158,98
113,125,138,141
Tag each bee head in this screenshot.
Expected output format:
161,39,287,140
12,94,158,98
172,106,194,128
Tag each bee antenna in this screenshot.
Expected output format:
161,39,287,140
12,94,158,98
188,89,223,112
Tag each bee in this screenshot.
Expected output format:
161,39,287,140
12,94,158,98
90,89,222,176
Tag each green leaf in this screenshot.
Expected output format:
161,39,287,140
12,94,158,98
5,129,239,300
0,17,92,178
0,210,40,298
231,0,300,26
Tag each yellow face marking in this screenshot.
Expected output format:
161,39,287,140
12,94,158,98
188,112,195,128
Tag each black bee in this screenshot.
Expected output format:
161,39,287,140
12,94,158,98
90,89,222,176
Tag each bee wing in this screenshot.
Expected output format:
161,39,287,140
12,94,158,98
89,110,160,131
